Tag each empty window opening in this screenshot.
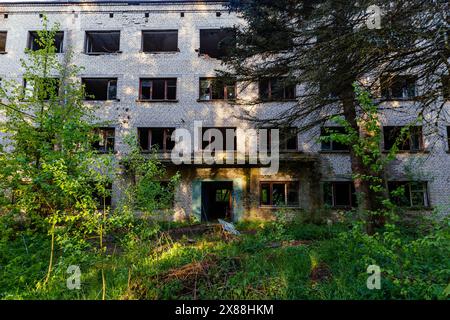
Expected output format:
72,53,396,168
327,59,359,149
260,181,299,207
153,181,175,209
321,127,349,151
92,127,115,153
388,181,429,208
383,126,423,151
4,14,8,19
109,13,114,18
199,78,236,101
139,78,177,101
142,30,178,52
259,78,296,101
138,128,175,152
447,127,450,150
28,31,64,53
442,76,449,100
202,127,237,151
92,181,113,208
381,75,417,100
0,32,6,52
180,12,185,18
85,31,120,54
199,28,235,59
24,77,60,100
201,181,233,221
82,78,117,101
323,181,356,208
261,128,298,151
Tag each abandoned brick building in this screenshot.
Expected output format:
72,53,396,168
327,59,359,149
0,0,449,221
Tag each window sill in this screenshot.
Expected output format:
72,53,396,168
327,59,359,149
259,205,300,209
197,53,223,60
84,51,122,55
319,150,350,154
85,99,120,102
379,97,417,102
140,150,172,154
136,99,178,103
197,99,236,103
382,150,429,154
141,50,179,54
0,51,7,54
258,99,297,103
400,206,434,211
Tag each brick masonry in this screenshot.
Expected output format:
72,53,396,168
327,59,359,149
0,1,449,219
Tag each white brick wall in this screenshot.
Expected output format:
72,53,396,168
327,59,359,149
1,1,449,215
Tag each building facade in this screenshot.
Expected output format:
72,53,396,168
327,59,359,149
0,0,449,221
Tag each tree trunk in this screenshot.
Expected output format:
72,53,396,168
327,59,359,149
341,90,385,234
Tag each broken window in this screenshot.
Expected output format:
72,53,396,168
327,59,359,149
202,127,237,151
92,182,112,208
323,181,356,208
321,127,349,151
139,78,177,101
199,78,236,101
261,128,298,151
388,181,429,207
82,78,117,101
85,31,120,54
28,31,64,53
92,127,115,153
23,77,60,100
138,128,175,152
142,30,178,52
447,127,450,150
154,181,175,209
260,181,299,207
381,75,417,100
199,28,235,59
0,32,6,52
383,126,423,151
442,76,450,100
259,78,296,101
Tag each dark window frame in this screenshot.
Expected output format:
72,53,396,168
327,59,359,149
323,181,357,208
138,127,175,153
28,31,64,53
442,75,450,100
199,77,236,101
139,78,177,101
259,181,300,207
201,127,237,151
141,29,179,53
259,78,296,101
82,78,118,101
199,28,235,59
261,128,298,152
447,126,450,151
320,127,350,151
23,77,60,101
0,31,7,53
380,74,417,100
388,181,430,208
93,127,115,153
383,126,424,152
84,30,121,54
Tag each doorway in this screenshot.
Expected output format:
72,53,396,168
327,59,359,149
201,181,233,222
